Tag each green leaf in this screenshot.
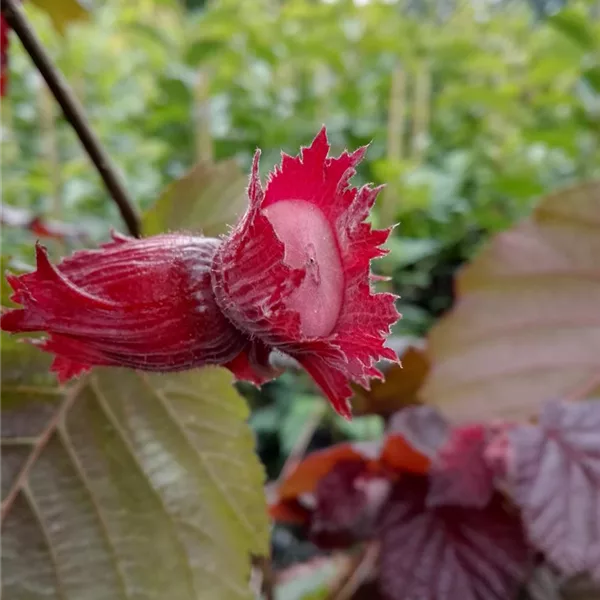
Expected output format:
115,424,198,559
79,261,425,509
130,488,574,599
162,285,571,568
143,160,248,237
378,237,441,273
185,40,226,66
250,405,280,436
280,395,324,456
583,65,600,94
547,9,597,51
334,414,384,441
30,0,89,35
182,0,209,12
1,340,269,600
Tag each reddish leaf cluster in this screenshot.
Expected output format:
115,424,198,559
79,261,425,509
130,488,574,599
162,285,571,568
270,435,429,545
1,129,400,417
500,400,600,581
271,400,600,599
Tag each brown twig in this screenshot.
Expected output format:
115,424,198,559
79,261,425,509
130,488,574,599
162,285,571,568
326,542,380,600
278,403,326,483
251,555,275,600
2,0,141,238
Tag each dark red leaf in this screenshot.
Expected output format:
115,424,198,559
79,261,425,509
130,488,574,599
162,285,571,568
277,442,378,501
483,422,514,480
378,475,530,600
427,424,496,509
271,433,430,540
309,460,391,549
504,399,600,579
274,432,430,509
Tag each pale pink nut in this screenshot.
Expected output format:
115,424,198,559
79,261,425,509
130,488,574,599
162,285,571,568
263,200,344,338
212,127,400,418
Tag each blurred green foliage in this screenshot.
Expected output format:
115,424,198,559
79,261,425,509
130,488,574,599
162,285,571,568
3,0,599,330
2,0,599,498
2,0,600,585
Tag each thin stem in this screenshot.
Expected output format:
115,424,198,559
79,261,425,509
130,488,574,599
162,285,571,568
387,65,406,163
193,69,213,164
2,0,141,237
251,555,275,600
411,61,431,162
327,543,379,600
381,65,407,223
38,79,64,255
278,404,326,482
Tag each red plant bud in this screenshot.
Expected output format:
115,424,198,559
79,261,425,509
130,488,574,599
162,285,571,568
2,129,400,418
212,127,400,418
1,233,247,381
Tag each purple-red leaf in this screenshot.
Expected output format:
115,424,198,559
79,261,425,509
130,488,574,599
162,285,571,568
504,399,600,579
387,405,450,459
309,460,391,549
378,475,530,600
269,434,430,536
275,442,379,502
427,424,496,509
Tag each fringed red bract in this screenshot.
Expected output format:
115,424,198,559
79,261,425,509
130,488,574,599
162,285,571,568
212,127,400,417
